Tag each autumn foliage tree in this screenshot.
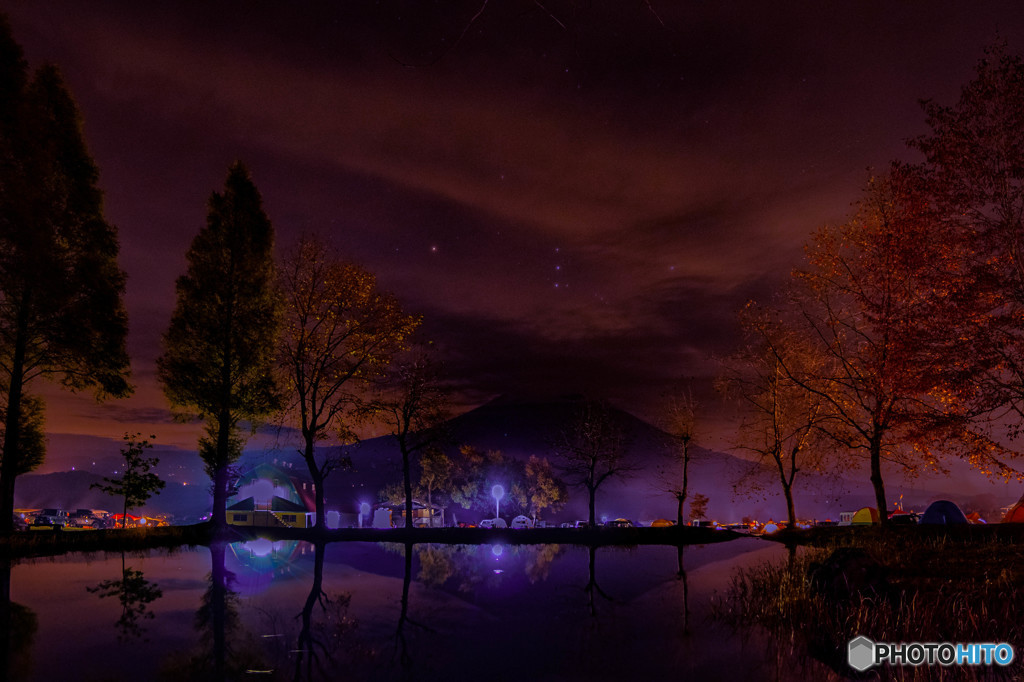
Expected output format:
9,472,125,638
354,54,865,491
910,43,1024,475
786,169,988,522
158,163,282,530
0,17,131,530
718,303,829,528
278,235,419,530
524,454,567,523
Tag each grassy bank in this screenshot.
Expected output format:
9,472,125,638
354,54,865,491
717,528,1024,680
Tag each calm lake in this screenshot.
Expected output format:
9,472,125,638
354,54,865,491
2,537,817,681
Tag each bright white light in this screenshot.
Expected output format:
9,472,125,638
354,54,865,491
491,485,504,501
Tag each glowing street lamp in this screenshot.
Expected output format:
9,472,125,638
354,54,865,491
492,484,504,521
359,502,371,528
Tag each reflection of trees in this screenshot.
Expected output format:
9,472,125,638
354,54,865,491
292,541,364,682
159,540,270,681
676,545,690,635
413,543,562,591
395,541,432,674
583,546,614,617
0,556,37,681
86,551,163,641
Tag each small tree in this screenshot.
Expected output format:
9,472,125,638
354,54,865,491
657,382,699,526
377,349,449,529
417,447,453,527
718,302,830,528
91,433,165,528
524,455,567,523
688,493,709,524
553,399,634,527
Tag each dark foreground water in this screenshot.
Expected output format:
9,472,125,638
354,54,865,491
2,537,809,681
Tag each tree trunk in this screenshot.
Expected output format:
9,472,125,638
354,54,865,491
211,413,232,530
869,432,888,526
303,431,327,530
0,302,29,533
783,483,796,529
588,486,597,526
676,495,685,526
402,444,413,530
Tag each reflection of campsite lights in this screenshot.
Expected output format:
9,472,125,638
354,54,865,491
492,544,504,574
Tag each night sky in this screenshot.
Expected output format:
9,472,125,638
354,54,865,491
7,2,1024,463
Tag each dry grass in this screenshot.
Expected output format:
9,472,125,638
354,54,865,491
716,533,1024,681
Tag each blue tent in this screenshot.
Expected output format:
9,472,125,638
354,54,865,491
920,500,968,525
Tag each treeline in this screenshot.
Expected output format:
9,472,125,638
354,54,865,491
718,43,1024,527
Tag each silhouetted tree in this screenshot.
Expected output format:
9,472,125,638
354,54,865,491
279,234,418,530
656,382,699,526
0,16,131,531
157,163,282,530
91,433,165,528
553,399,634,526
688,492,709,523
376,350,450,529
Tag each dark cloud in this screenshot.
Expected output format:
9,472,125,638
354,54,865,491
6,2,1024,449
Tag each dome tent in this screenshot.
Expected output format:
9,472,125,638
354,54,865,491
851,507,879,525
1003,501,1024,523
919,500,968,525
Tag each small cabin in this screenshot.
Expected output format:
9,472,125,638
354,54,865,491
227,495,315,528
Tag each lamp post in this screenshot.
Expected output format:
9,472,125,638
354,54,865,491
492,484,504,522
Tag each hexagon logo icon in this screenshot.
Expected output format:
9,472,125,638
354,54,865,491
848,636,876,672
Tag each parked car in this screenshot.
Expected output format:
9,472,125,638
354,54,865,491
606,518,635,528
478,518,507,529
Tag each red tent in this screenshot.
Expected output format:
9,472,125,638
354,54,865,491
1002,502,1024,523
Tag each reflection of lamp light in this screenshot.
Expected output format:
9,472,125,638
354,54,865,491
247,538,274,557
491,544,503,558
492,484,504,521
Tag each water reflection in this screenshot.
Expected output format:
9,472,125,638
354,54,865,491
86,551,163,641
0,556,37,681
1,537,785,681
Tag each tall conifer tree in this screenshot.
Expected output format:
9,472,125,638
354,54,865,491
158,162,281,529
0,15,131,531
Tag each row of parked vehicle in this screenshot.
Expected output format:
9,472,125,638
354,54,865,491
16,508,117,530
